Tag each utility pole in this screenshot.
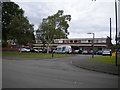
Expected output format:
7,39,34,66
87,33,95,58
115,0,118,66
110,18,112,56
110,18,112,44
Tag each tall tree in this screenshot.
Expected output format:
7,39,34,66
2,2,35,46
2,2,24,41
7,16,35,45
37,10,71,53
37,10,71,44
0,2,2,40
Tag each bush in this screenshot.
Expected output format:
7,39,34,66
2,41,8,47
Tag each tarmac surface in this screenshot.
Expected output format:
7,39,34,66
2,55,118,88
71,55,119,75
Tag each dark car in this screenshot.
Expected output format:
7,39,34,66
42,49,47,53
88,50,96,54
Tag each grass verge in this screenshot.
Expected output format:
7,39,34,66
2,52,73,58
89,56,120,65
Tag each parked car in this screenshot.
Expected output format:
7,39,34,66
88,50,97,54
29,48,42,53
73,49,82,54
29,48,35,52
82,50,88,54
73,50,79,54
102,50,111,56
33,47,43,53
19,48,30,52
42,49,47,53
89,50,93,54
52,48,57,53
34,49,42,53
96,50,103,55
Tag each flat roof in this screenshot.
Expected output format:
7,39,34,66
55,38,107,40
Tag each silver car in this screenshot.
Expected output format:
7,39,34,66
19,48,30,52
102,50,111,56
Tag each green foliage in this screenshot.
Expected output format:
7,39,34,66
2,41,8,47
37,10,71,43
113,32,120,49
0,2,2,40
2,2,35,45
7,16,35,45
2,2,24,41
117,32,120,45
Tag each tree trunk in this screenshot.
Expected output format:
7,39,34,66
47,43,49,53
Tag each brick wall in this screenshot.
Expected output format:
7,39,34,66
2,48,19,52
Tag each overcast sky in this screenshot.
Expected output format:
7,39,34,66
11,0,117,43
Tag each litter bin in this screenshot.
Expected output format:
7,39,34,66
112,52,116,56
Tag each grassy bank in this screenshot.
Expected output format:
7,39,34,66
2,52,73,58
89,56,120,65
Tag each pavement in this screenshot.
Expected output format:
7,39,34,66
71,55,119,75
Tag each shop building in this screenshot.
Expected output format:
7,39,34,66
33,37,111,51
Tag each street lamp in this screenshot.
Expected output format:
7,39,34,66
87,33,95,58
115,0,118,66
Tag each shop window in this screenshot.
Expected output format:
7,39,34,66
81,40,88,43
70,40,73,43
74,40,77,43
88,40,91,43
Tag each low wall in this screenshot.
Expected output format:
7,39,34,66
2,47,19,52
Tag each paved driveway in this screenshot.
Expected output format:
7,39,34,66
2,55,118,88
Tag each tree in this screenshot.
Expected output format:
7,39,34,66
0,2,2,40
7,16,35,45
2,2,35,46
117,32,120,45
2,2,24,41
37,10,71,44
111,32,120,50
37,10,71,53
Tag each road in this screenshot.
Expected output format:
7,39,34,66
2,55,118,88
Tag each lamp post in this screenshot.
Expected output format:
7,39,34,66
87,33,95,58
115,0,118,66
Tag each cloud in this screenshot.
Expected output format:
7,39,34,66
11,0,116,43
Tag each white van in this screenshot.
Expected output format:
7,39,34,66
55,45,72,54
